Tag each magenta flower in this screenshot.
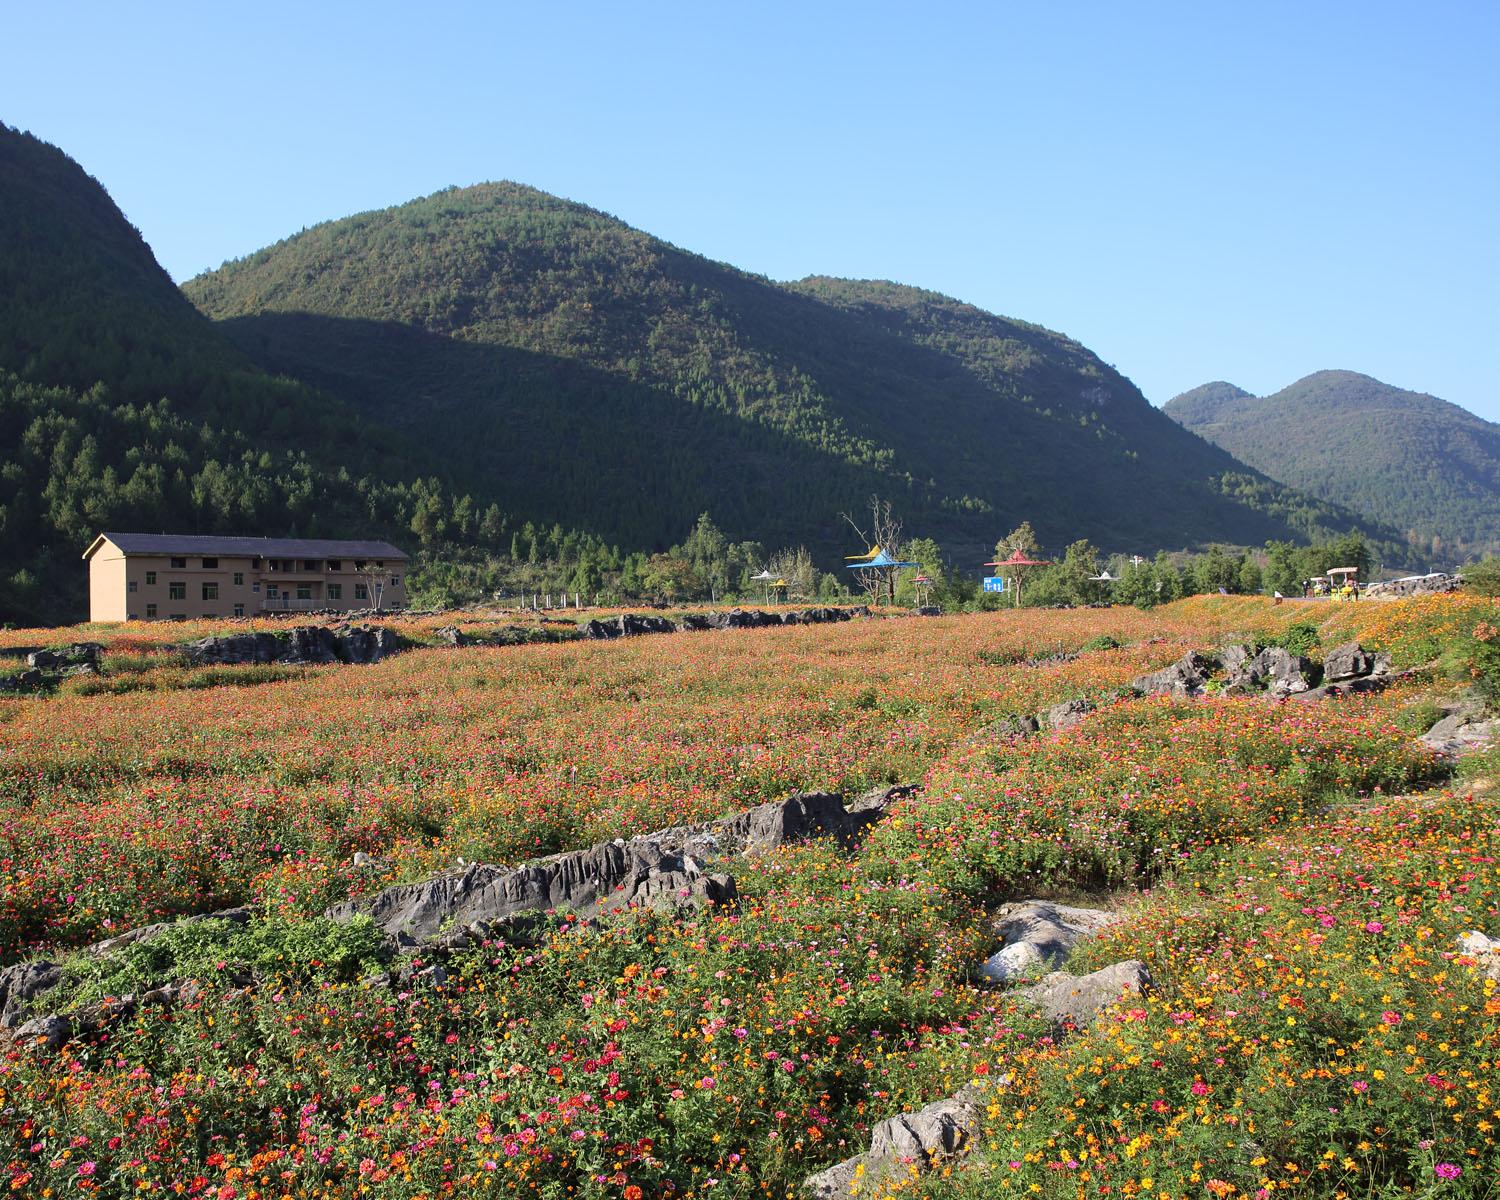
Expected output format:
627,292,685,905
1435,1163,1462,1180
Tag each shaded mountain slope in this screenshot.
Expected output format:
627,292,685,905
1165,371,1500,558
185,182,1378,561
0,126,521,622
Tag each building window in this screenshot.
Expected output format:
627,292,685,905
266,586,279,598
355,584,369,601
202,582,219,601
145,571,156,585
302,560,318,571
252,582,261,594
128,581,138,593
391,576,401,586
297,585,312,600
168,582,186,600
233,572,244,586
202,557,218,569
145,604,157,619
354,560,366,570
170,557,186,568
204,613,217,620
170,614,187,622
328,583,342,600
375,560,384,568
233,603,245,617
327,560,341,571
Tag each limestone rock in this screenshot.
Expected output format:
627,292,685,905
1457,931,1500,981
181,626,403,667
1129,652,1215,697
1042,698,1095,732
0,961,64,1027
27,642,103,672
1017,959,1154,1027
1322,641,1378,683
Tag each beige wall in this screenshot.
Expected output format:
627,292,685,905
87,541,409,622
88,550,129,622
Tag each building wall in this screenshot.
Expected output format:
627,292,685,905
89,542,410,622
88,550,129,622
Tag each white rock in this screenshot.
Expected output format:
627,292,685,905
979,941,1045,982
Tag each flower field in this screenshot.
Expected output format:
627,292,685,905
1,596,1497,1197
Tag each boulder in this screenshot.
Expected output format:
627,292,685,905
1322,641,1378,683
804,1087,983,1197
978,941,1045,982
328,843,735,944
435,626,467,646
1041,698,1094,732
0,961,64,1027
1016,959,1154,1027
1247,646,1315,697
27,642,103,672
83,906,252,960
1457,931,1500,982
582,613,677,639
0,669,44,694
992,901,1121,963
1363,573,1462,599
180,626,402,666
915,606,942,617
1129,652,1215,698
9,1014,71,1051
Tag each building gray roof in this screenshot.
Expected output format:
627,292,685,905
87,533,409,560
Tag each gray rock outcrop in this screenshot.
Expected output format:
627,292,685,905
1129,651,1216,697
1363,573,1462,599
1016,959,1154,1027
1457,931,1500,981
181,625,404,666
804,1087,984,1198
1420,695,1500,755
27,643,103,672
979,901,1121,983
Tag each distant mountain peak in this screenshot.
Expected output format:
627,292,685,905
1166,369,1500,556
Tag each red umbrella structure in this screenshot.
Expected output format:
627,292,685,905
983,548,1050,607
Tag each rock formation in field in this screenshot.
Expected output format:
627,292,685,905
181,624,405,666
807,898,1145,1196
979,900,1123,983
329,789,900,945
584,606,865,639
1419,694,1500,755
1363,573,1463,598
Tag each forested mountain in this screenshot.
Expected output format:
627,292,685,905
183,181,1379,568
2,125,1388,622
1164,371,1500,560
0,125,571,624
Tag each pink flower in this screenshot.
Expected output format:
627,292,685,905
1364,921,1385,933
1352,1080,1368,1093
1382,1011,1401,1025
78,1162,96,1177
1435,1163,1462,1180
1190,1081,1210,1096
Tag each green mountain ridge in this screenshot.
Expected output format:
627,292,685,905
182,180,1381,562
1163,370,1500,558
0,125,1395,622
0,125,543,623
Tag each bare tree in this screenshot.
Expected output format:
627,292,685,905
841,496,907,607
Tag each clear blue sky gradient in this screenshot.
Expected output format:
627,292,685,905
4,1,1497,415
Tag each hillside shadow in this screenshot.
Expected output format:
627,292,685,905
217,311,953,556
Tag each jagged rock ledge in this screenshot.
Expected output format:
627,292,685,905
327,787,904,947
584,606,868,640
181,625,404,666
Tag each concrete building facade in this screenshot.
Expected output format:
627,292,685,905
83,533,409,622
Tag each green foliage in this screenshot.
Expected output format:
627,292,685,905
1167,370,1500,560
56,915,389,1009
1461,555,1500,595
1267,620,1322,657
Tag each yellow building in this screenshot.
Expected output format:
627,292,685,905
83,533,410,622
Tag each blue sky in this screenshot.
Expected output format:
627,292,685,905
4,1,1497,415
